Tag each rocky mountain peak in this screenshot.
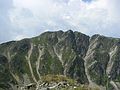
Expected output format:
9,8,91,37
0,30,120,90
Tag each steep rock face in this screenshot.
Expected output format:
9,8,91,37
0,30,120,90
0,30,89,89
31,30,89,82
68,56,88,84
0,55,15,90
85,35,120,90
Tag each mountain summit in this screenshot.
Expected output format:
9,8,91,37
0,30,120,90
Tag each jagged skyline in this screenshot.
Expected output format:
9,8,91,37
0,0,120,43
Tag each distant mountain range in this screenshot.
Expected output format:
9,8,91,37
0,30,120,90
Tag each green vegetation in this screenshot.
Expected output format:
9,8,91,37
41,75,75,84
0,72,100,90
41,75,99,90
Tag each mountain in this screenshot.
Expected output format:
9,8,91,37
0,30,120,90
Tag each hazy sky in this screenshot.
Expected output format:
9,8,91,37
0,0,120,43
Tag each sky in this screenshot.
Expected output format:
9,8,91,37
0,0,120,43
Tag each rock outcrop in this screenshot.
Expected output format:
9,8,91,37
0,30,120,90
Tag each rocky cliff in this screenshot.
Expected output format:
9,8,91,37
0,30,120,90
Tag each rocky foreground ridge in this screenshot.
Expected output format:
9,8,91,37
0,30,120,90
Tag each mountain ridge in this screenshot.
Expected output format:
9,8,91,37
0,30,120,90
1,30,119,45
